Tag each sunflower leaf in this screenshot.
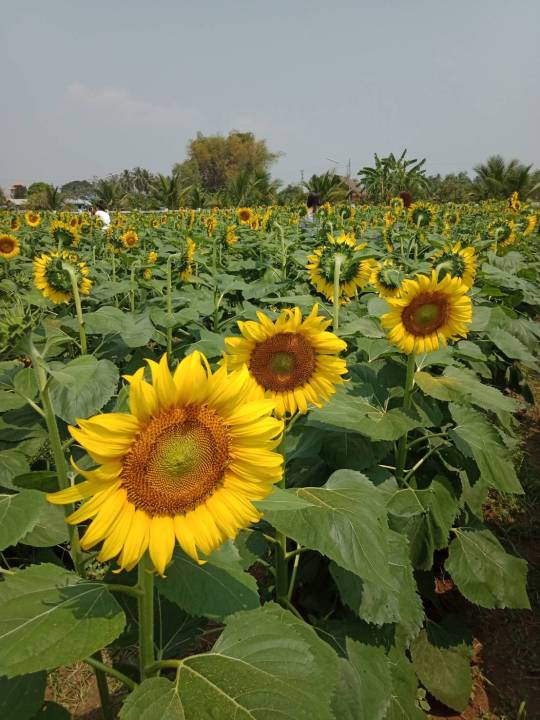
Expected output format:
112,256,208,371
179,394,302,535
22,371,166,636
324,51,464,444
120,604,339,720
0,672,47,720
0,490,45,551
0,563,125,677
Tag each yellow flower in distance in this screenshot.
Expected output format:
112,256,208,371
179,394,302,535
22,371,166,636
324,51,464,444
121,230,139,249
0,234,21,261
47,353,283,575
25,211,41,228
237,207,254,225
381,271,472,355
223,305,347,417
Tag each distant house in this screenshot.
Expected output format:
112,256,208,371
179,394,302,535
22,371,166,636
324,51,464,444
63,197,93,211
339,176,365,203
8,182,28,206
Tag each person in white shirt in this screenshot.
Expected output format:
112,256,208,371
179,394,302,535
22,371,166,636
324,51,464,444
93,203,111,231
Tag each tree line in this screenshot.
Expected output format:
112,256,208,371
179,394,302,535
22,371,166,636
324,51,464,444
2,131,539,210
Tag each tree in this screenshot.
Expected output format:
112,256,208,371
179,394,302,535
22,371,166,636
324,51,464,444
182,131,279,193
61,179,96,197
150,173,191,209
95,179,125,209
358,150,430,203
303,171,347,203
426,173,474,203
276,183,305,206
27,184,64,210
473,155,540,200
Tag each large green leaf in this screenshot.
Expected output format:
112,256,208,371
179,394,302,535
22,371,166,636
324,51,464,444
307,386,423,440
330,531,423,637
0,672,47,720
156,544,260,619
411,627,472,713
486,327,539,370
0,563,125,677
449,404,523,494
0,449,30,488
0,490,45,551
388,478,459,570
332,638,392,720
20,503,69,547
120,604,339,720
258,470,396,590
82,307,155,347
415,367,518,413
49,355,119,424
385,648,426,719
445,528,530,609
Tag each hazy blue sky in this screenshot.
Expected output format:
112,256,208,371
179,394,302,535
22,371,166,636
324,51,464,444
2,0,539,190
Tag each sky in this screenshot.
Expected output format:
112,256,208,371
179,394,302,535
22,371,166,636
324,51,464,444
1,0,539,191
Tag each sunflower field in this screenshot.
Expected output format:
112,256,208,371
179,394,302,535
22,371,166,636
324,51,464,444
0,196,538,719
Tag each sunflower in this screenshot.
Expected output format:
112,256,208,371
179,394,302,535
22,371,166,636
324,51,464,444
10,216,21,232
147,251,158,264
443,208,460,229
509,191,521,212
49,220,80,247
47,353,283,574
223,305,347,417
408,201,436,229
487,219,515,247
381,271,472,355
306,233,374,303
370,260,403,298
523,213,538,236
384,211,397,227
237,207,254,225
178,238,196,281
25,211,41,228
390,197,405,214
205,216,217,236
121,230,139,249
433,242,477,288
33,250,92,304
0,234,21,261
225,225,238,247
250,214,260,231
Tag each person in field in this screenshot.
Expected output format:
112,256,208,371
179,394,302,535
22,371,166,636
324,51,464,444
93,202,111,231
305,192,321,222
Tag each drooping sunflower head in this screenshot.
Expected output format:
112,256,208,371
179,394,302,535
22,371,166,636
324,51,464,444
205,216,218,236
0,234,21,261
509,191,521,211
370,260,404,298
121,230,139,249
408,201,436,229
223,305,348,417
237,207,254,225
523,213,538,237
443,209,461,229
384,211,397,227
433,242,477,288
25,211,41,228
306,233,374,303
10,216,21,232
487,219,515,247
225,225,238,247
512,213,538,237
49,220,80,247
0,297,43,359
381,270,472,355
33,250,92,304
47,353,284,574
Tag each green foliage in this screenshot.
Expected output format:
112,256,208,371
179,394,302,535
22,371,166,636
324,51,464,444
358,150,430,203
0,672,47,720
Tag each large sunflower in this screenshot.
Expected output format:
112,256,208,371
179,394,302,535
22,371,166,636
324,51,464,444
433,242,477,288
33,250,92,304
47,353,283,574
237,207,254,225
0,234,21,261
381,271,472,355
306,233,375,303
121,230,139,249
223,305,347,417
25,211,41,228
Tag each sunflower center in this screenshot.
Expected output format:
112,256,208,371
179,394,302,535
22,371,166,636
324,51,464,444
0,239,15,253
402,292,449,336
121,405,230,516
249,332,316,392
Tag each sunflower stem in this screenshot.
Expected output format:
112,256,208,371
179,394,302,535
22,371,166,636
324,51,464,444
332,254,343,332
395,353,416,482
63,262,87,355
28,342,83,575
90,651,114,720
85,654,138,692
165,252,185,357
137,552,156,680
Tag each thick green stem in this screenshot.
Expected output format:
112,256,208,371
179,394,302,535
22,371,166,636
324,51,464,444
137,553,155,680
85,654,138,692
29,346,83,574
130,261,141,312
395,353,416,482
91,651,114,720
165,252,184,357
63,263,87,354
332,254,343,332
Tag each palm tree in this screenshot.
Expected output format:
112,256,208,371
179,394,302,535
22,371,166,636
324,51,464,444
28,184,64,210
303,171,347,203
358,150,430,203
150,173,191,209
95,179,126,209
132,167,153,194
473,155,539,199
